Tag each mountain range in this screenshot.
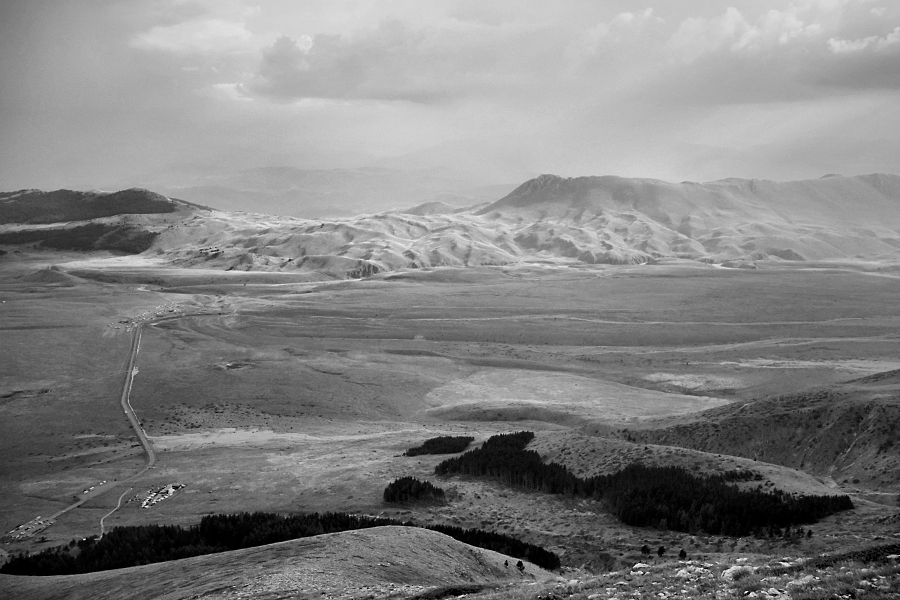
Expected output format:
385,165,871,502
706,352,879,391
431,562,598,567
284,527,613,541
2,173,900,278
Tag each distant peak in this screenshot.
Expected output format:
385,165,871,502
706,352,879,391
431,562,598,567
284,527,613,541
513,174,566,193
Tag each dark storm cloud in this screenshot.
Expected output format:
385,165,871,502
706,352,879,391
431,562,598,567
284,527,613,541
247,20,561,103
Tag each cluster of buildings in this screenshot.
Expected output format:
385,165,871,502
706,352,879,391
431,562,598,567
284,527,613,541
139,483,186,509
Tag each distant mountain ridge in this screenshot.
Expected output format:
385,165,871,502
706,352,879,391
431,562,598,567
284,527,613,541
130,166,517,219
0,188,178,224
474,173,900,266
480,173,900,227
2,173,900,277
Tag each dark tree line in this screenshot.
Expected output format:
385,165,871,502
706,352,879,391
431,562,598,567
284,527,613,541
1,510,559,576
383,477,446,503
404,436,474,456
435,431,853,537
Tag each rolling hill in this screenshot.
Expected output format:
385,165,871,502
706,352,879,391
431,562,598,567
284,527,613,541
0,526,552,600
622,370,900,491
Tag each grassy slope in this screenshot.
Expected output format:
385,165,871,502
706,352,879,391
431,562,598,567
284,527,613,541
624,375,900,490
0,526,552,600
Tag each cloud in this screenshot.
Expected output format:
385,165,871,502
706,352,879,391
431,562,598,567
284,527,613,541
581,8,658,46
666,5,826,63
645,1,900,103
131,17,254,53
828,25,900,52
5,0,900,192
247,18,559,102
667,7,753,63
565,8,662,66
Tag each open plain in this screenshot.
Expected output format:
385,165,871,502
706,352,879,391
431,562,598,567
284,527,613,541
3,251,900,567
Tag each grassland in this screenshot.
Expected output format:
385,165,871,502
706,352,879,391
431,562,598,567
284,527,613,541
2,249,900,596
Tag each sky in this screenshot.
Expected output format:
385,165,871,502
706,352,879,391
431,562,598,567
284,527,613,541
1,0,899,192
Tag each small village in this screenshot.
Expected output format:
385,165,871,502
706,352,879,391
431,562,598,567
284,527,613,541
132,483,186,509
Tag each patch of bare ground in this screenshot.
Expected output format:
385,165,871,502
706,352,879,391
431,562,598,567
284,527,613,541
0,526,554,600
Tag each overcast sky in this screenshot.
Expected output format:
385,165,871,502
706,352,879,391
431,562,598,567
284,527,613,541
1,0,899,191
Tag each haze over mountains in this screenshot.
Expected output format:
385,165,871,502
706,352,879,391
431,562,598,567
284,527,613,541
106,166,517,219
2,173,900,278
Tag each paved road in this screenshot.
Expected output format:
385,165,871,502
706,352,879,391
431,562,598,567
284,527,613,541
43,323,156,531
120,323,156,471
29,310,229,536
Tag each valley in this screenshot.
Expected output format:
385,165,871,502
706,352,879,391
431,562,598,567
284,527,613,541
2,178,900,599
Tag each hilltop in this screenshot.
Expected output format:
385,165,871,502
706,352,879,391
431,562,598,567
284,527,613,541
0,526,553,600
0,188,184,225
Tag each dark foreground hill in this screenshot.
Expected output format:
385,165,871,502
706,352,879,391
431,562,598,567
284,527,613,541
0,527,552,600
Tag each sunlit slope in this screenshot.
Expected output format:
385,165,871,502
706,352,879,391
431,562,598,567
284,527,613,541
476,173,900,265
4,174,900,276
157,173,900,273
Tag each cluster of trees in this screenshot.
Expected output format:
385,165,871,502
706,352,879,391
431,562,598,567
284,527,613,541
404,436,474,456
429,523,558,570
383,477,446,503
1,510,559,576
592,464,851,536
435,431,853,537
